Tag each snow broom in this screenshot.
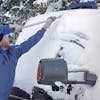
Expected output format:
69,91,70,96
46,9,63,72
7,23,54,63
23,15,62,29
37,59,97,87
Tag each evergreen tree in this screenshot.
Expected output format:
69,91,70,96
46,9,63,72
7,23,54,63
0,0,48,44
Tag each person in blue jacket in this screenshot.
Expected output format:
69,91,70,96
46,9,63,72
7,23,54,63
0,17,56,100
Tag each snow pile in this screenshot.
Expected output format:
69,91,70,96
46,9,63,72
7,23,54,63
77,10,100,100
14,9,100,100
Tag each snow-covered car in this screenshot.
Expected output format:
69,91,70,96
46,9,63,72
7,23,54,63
12,9,100,100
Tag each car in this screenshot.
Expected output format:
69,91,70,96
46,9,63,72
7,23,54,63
13,9,100,100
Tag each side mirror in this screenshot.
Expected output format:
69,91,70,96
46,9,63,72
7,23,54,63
37,59,68,85
68,70,97,86
37,59,97,87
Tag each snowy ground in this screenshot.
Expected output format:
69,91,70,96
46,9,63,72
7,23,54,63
14,9,100,100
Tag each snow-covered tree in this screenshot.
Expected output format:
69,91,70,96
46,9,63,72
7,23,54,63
0,0,48,44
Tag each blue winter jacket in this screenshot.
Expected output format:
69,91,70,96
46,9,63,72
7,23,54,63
0,24,14,35
0,27,46,100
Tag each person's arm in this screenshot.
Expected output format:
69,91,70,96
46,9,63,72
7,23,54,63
14,17,56,58
15,28,46,58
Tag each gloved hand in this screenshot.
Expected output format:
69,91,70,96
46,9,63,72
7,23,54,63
43,16,56,30
9,24,23,33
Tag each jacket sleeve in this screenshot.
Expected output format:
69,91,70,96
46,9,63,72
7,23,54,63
0,24,14,35
15,28,46,58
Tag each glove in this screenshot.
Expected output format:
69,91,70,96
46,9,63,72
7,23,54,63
43,16,56,30
9,24,23,33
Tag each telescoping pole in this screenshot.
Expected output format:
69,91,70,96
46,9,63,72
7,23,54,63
23,15,62,29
